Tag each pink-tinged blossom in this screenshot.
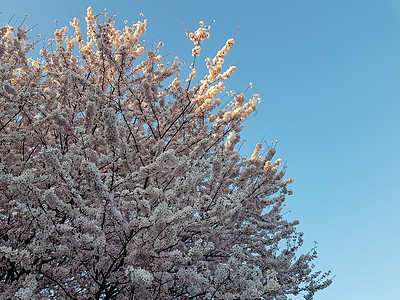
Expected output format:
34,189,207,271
0,6,331,299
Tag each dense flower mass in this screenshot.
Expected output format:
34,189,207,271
0,7,331,299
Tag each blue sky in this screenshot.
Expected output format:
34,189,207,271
2,0,400,299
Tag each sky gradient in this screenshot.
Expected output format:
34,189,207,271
1,0,399,299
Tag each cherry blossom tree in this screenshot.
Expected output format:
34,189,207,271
0,7,331,299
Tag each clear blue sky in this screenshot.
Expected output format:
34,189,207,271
2,1,399,299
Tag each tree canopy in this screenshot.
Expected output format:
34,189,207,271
0,7,331,299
